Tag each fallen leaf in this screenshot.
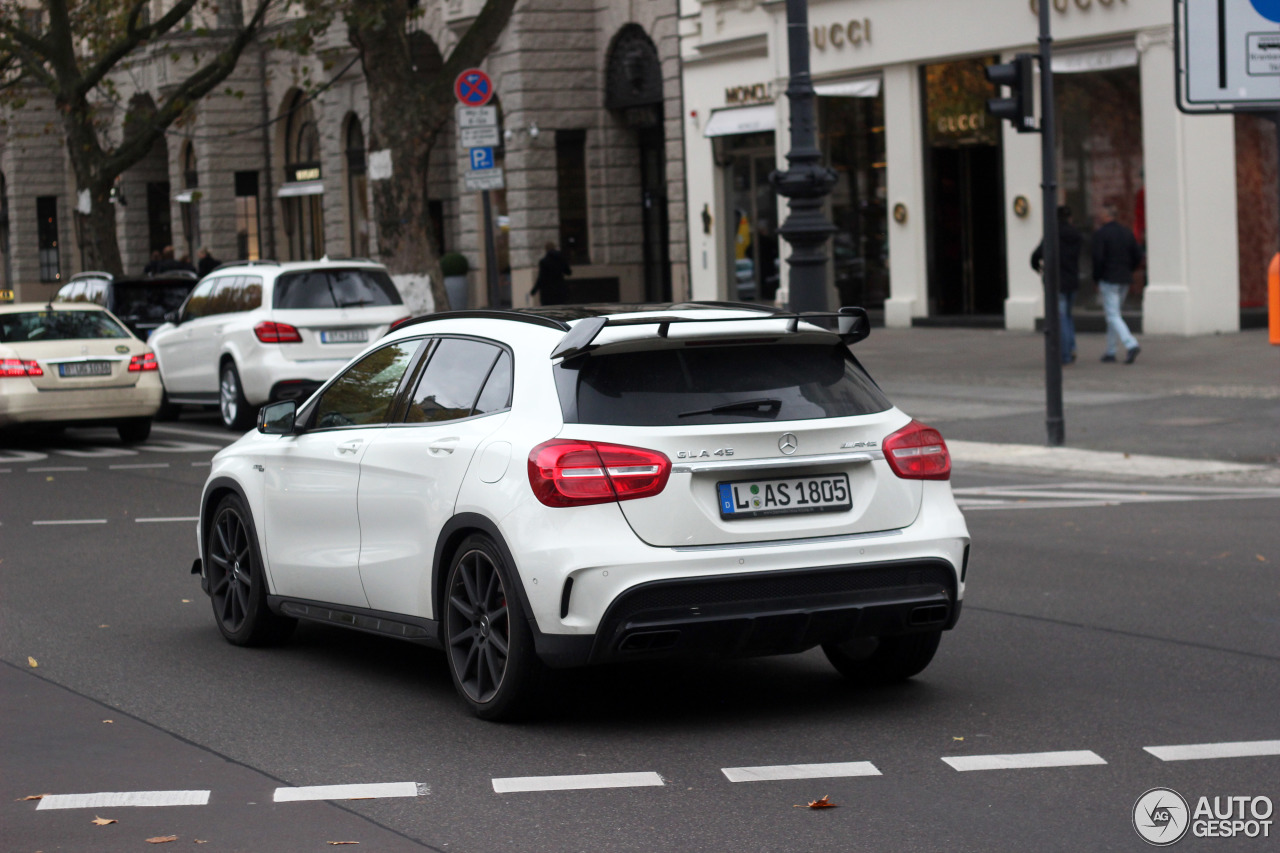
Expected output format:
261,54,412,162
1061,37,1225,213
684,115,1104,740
17,794,47,801
102,719,114,724
146,836,178,844
793,795,837,809
91,816,117,826
194,841,207,845
327,843,360,846
27,656,37,668
181,599,192,603
1257,555,1267,562
953,736,965,741
99,624,109,628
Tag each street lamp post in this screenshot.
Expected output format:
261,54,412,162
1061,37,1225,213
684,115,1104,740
770,0,837,313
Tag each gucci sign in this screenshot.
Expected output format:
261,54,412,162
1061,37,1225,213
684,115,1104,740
812,19,871,51
1029,0,1127,13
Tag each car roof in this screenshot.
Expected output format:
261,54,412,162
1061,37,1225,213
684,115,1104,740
207,258,387,276
1,301,109,314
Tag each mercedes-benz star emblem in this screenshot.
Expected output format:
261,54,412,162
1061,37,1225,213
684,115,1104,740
778,433,798,455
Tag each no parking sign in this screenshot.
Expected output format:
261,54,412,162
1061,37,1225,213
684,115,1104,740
454,69,494,107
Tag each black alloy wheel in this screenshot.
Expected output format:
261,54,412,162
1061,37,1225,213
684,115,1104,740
206,494,294,646
444,535,541,720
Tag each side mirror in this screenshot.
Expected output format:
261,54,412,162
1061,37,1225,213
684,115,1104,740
837,306,871,344
163,310,181,325
257,400,297,435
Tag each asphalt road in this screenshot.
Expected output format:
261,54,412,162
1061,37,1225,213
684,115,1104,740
2,415,1278,852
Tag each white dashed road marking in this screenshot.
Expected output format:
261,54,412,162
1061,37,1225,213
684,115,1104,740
953,482,1280,511
273,782,419,802
37,790,210,810
942,750,1107,772
109,463,171,470
135,516,199,523
492,772,664,793
32,519,107,526
1144,740,1280,762
721,761,881,782
28,466,88,473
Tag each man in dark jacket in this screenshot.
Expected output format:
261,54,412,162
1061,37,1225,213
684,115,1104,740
1032,205,1083,365
1092,202,1143,363
530,241,572,306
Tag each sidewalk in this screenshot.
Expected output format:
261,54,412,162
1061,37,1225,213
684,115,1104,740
852,326,1280,478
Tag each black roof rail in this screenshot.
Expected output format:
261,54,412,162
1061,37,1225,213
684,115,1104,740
549,306,871,360
394,309,571,333
669,300,783,314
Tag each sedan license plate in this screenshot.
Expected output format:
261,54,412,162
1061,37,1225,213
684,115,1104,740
717,474,851,519
58,361,112,377
320,329,368,344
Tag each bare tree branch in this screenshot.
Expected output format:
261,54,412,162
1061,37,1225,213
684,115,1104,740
75,0,201,101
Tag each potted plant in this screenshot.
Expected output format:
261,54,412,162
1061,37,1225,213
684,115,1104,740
440,252,470,310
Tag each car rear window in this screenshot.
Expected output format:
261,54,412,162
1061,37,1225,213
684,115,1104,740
0,310,130,343
555,341,891,426
112,283,194,320
273,269,402,310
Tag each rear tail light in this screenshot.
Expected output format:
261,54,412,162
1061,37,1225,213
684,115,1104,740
389,315,413,332
128,352,158,371
254,321,303,343
528,440,671,507
1,358,43,377
883,420,951,480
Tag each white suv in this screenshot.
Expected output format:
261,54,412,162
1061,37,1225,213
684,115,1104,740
193,304,971,719
148,259,410,429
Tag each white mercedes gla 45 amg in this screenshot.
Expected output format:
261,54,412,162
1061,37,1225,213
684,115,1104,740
193,304,970,719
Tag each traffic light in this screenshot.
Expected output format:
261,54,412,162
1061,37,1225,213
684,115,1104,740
985,53,1037,133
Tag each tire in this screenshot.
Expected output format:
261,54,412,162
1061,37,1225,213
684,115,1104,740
822,630,942,685
154,387,180,421
117,417,152,443
219,361,255,431
205,494,295,646
443,535,543,720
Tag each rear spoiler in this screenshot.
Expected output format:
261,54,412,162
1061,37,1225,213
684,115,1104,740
550,306,871,360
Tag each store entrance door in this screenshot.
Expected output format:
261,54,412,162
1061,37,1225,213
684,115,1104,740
722,133,780,303
928,145,1005,315
923,57,1008,320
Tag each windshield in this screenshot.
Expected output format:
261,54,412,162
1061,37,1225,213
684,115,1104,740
273,269,402,310
556,341,892,426
0,310,131,343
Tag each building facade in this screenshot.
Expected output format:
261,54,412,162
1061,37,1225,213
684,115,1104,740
680,0,1272,335
0,0,688,314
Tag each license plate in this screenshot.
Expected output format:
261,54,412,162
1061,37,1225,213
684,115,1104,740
320,329,368,344
58,361,112,377
717,473,851,519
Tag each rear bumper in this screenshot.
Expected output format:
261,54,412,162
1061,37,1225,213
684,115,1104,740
238,352,351,406
533,558,961,667
0,377,161,426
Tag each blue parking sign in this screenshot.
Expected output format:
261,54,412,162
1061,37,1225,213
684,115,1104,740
470,147,494,170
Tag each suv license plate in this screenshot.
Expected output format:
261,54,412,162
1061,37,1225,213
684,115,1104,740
59,361,112,377
320,329,368,344
717,474,851,520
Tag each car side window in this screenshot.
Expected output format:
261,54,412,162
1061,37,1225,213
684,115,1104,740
311,340,420,430
88,281,108,305
403,337,503,424
472,349,513,416
182,279,217,320
204,277,241,317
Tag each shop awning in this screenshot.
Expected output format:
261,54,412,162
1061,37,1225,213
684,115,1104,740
173,189,196,203
1052,44,1138,74
277,180,325,198
814,76,882,98
703,104,776,138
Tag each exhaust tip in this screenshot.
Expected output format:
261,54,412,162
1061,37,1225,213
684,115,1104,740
909,604,949,626
617,630,680,653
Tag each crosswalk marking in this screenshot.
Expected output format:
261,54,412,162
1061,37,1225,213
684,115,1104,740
492,772,664,793
273,782,419,802
942,750,1107,772
721,761,880,782
953,481,1280,511
1144,740,1280,762
37,790,210,810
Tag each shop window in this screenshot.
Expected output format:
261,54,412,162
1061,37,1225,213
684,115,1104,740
556,130,590,265
37,196,60,282
281,91,325,261
820,89,888,311
720,132,779,303
146,181,173,256
346,118,369,258
1234,114,1277,310
234,171,261,261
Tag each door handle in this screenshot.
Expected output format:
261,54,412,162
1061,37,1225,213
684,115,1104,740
428,438,459,456
336,439,364,455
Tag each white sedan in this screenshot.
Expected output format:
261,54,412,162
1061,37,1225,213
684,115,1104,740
0,302,162,442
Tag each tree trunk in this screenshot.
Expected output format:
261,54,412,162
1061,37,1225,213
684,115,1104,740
74,191,124,276
61,103,125,277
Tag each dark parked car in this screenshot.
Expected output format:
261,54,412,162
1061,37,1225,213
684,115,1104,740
55,271,199,339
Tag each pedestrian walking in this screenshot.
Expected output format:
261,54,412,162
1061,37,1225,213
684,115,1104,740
1092,201,1143,364
1031,205,1083,365
530,241,572,306
196,247,220,278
